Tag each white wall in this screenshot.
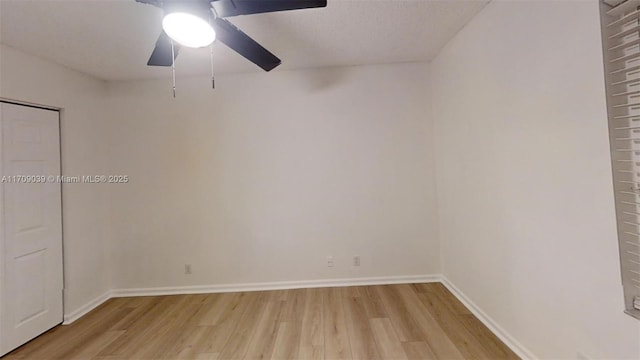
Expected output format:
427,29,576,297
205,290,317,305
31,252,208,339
432,1,640,359
105,63,439,289
0,45,111,315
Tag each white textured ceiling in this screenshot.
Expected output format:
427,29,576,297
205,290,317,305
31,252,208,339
0,0,488,81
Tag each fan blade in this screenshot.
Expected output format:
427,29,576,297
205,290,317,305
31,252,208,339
147,31,181,66
212,0,327,18
212,18,281,71
135,0,163,9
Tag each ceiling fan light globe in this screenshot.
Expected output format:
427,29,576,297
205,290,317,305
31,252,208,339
162,12,216,48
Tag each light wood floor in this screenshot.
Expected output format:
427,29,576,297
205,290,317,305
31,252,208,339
5,283,519,360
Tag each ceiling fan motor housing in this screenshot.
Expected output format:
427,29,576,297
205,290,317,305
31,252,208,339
163,0,214,20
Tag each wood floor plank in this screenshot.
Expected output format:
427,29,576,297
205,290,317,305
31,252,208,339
243,299,284,359
67,330,125,360
271,322,300,360
279,288,307,323
402,341,437,360
394,284,464,360
130,301,207,359
417,292,493,359
198,293,234,326
3,283,519,360
190,326,231,356
118,297,197,359
358,286,388,319
343,296,380,360
342,286,362,298
458,314,520,359
108,296,163,331
369,318,408,360
218,292,268,359
184,294,213,306
167,325,211,360
297,288,324,360
374,285,427,342
410,283,430,294
194,353,220,360
98,296,185,357
423,283,472,316
263,290,289,302
193,293,253,354
2,354,23,360
271,290,306,359
323,287,352,360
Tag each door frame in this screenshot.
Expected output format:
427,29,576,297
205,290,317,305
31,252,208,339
0,98,65,354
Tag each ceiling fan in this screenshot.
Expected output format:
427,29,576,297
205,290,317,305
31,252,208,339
136,0,327,72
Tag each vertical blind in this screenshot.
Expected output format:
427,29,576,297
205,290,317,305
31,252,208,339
602,0,640,320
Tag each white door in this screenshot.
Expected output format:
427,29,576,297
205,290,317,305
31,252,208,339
0,102,63,356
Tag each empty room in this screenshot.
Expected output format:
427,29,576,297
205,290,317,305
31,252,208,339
0,0,639,359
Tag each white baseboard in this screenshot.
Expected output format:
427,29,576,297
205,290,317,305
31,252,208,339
63,290,111,325
110,274,441,298
440,276,537,360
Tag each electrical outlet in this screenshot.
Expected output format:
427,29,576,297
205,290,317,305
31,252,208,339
353,256,360,266
327,256,334,267
185,264,192,275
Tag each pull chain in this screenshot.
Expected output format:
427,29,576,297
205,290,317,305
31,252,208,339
171,39,177,98
210,42,215,89
209,13,215,90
